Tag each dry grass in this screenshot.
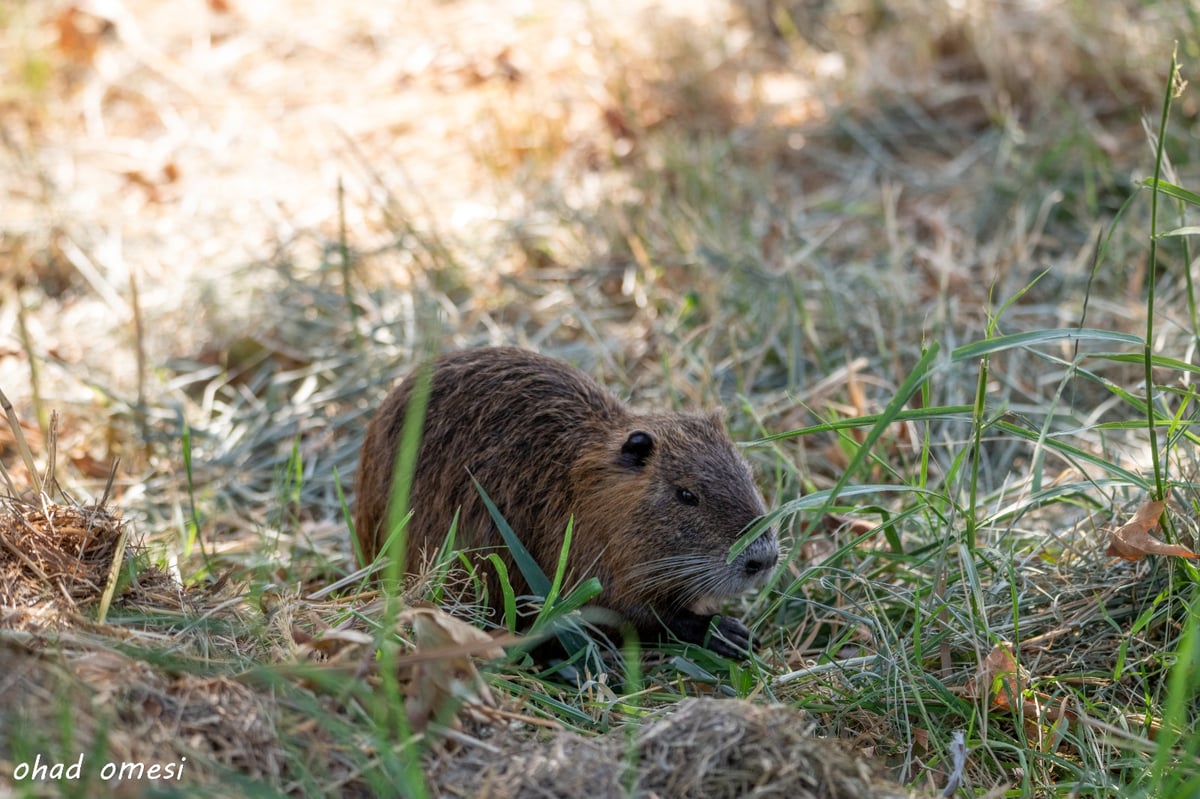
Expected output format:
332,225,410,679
440,697,915,798
3,0,1200,796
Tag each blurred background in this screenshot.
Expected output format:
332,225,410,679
0,0,1196,553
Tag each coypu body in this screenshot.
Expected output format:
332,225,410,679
353,347,779,655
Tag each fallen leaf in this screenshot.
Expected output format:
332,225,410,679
821,512,876,537
400,606,507,659
1106,498,1197,561
295,625,373,660
964,641,1028,709
846,364,867,423
963,641,1079,750
53,6,113,65
398,606,505,733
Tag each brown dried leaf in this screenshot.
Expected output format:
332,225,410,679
1106,499,1197,561
799,536,836,563
53,6,113,65
821,512,876,537
295,624,372,660
398,607,504,733
401,606,506,658
846,364,867,419
964,641,1029,710
963,642,1080,750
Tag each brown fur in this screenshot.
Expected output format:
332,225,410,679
353,347,779,654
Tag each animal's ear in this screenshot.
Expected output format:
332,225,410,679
619,431,655,469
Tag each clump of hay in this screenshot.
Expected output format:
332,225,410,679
443,697,924,799
0,397,176,631
0,395,297,789
1,499,124,607
1,390,120,627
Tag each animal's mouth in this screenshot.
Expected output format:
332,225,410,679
688,596,726,616
686,571,771,616
626,533,780,612
684,539,779,614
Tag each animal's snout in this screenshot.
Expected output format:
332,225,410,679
739,530,780,579
743,551,776,576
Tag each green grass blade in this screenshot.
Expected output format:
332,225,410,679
382,359,434,577
1093,351,1200,378
950,328,1143,361
427,509,460,605
744,404,974,444
180,419,207,563
992,420,1150,489
1147,591,1200,792
473,477,551,597
1158,225,1200,238
1140,49,1182,502
485,553,519,631
1143,177,1200,208
473,479,603,668
535,516,575,627
826,344,938,505
548,578,603,617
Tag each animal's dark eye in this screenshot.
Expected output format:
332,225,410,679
676,487,699,506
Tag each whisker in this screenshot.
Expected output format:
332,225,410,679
629,555,717,587
627,552,756,611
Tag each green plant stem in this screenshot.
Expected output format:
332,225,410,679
1144,51,1179,502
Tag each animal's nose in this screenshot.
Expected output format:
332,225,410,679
742,544,779,576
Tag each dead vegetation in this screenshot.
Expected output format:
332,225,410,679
0,399,294,788
443,698,915,799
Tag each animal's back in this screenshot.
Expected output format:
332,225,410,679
353,347,623,592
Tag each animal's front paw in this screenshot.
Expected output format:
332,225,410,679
709,615,753,657
664,611,754,658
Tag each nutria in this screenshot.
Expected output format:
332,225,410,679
353,346,779,656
